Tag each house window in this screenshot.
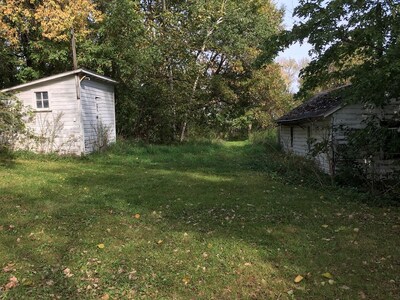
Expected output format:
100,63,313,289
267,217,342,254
290,127,294,147
380,120,400,159
35,92,49,109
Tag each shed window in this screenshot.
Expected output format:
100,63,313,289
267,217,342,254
290,127,294,147
35,92,49,109
307,126,311,150
380,120,400,159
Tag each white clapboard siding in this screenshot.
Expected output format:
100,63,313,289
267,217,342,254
332,101,400,174
331,104,368,147
80,80,116,153
279,119,332,173
383,100,400,120
13,76,82,154
4,69,117,155
279,99,400,176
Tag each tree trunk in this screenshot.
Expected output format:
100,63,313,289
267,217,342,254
71,28,78,70
179,3,226,142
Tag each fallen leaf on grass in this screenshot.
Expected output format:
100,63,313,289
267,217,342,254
97,243,105,249
46,280,54,286
63,268,73,278
182,277,190,285
134,214,141,219
340,285,351,290
321,224,329,228
322,272,333,279
5,276,18,290
21,278,33,286
359,291,367,299
3,263,15,273
128,269,137,281
101,293,110,300
294,275,304,283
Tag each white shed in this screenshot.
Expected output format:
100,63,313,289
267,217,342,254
1,68,117,154
276,87,400,175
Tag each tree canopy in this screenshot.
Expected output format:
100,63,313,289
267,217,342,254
1,0,293,142
277,0,400,105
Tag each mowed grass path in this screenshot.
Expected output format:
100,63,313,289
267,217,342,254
0,141,399,299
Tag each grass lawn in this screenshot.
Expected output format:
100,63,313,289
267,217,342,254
0,141,399,299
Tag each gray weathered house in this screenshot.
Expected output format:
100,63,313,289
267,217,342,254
1,68,117,154
276,88,400,175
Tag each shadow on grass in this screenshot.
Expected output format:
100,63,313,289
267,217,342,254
1,141,399,298
0,150,16,168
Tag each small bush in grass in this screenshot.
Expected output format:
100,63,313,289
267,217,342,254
0,92,33,152
249,129,280,149
263,150,331,187
249,129,331,188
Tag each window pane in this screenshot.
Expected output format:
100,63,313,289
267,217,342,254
42,92,49,100
37,100,43,108
36,93,42,100
43,100,49,108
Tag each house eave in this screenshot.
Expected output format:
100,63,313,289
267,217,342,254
323,105,342,118
1,68,117,93
276,115,325,125
276,105,342,125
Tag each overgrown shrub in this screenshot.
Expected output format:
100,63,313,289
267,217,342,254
334,122,400,201
93,121,112,152
0,92,32,152
249,130,279,149
248,129,331,188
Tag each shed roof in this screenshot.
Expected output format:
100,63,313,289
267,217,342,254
276,86,348,124
1,68,117,93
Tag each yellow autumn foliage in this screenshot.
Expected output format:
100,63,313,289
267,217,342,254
0,0,35,46
35,0,103,41
0,0,103,45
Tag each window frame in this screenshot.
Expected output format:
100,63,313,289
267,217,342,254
290,126,294,147
307,125,312,151
34,91,50,110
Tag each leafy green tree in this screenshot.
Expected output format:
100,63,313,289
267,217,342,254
277,0,400,105
95,0,287,142
274,0,400,193
0,93,32,151
1,0,291,143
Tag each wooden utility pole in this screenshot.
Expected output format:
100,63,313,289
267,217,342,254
71,28,78,70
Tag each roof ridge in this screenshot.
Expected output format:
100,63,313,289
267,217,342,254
276,85,349,124
1,68,117,93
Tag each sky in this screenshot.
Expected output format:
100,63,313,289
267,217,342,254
274,0,312,91
275,0,312,61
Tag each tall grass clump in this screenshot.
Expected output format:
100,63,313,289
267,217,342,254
249,129,278,148
250,129,331,188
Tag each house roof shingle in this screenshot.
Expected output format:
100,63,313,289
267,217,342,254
276,86,347,124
